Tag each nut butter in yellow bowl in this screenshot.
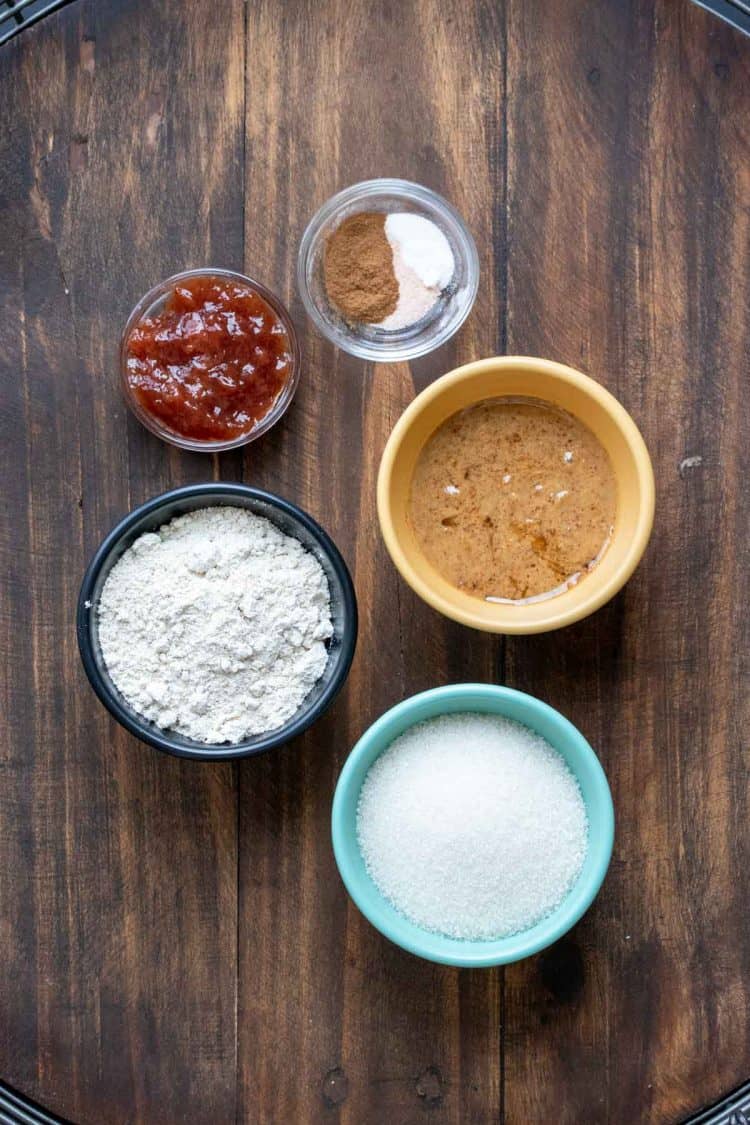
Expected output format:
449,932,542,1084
377,356,655,635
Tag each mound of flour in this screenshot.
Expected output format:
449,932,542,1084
98,506,333,744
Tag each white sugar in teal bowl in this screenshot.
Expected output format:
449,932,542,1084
331,684,614,967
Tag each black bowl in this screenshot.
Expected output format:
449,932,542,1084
77,483,358,761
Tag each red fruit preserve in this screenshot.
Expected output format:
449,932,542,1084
125,275,295,443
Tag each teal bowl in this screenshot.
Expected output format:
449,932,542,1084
331,684,614,967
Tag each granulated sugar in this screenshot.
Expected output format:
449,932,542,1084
356,712,588,940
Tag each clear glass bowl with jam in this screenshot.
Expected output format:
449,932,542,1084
120,268,300,452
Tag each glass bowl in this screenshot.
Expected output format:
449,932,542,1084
297,179,479,362
77,483,358,761
119,268,301,453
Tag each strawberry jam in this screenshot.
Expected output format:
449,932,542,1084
125,275,295,443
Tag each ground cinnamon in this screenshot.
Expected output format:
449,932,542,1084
323,211,398,322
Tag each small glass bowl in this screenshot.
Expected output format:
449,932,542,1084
297,179,479,362
119,267,301,453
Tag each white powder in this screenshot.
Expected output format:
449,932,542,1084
356,712,588,940
379,248,438,330
385,213,454,288
376,212,455,331
98,506,333,744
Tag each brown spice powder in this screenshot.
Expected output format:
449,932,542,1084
323,211,398,323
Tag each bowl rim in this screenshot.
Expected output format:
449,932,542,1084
77,482,358,761
377,355,656,634
296,178,480,362
119,268,301,453
331,683,615,967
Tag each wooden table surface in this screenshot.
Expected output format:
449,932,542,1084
1,1,749,1122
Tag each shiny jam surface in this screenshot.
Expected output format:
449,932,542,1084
125,275,294,442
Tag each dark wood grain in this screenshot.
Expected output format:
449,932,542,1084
0,2,244,1122
503,2,750,1123
238,4,505,1122
0,1,749,1123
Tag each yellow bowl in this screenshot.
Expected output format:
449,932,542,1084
377,356,655,634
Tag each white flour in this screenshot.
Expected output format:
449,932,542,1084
98,506,333,744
